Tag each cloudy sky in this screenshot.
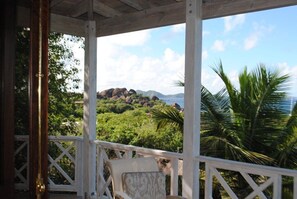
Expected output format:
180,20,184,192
75,5,297,96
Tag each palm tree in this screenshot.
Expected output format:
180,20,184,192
152,62,297,168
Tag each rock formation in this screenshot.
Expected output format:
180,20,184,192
97,88,159,107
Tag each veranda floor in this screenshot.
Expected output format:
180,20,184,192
15,192,82,199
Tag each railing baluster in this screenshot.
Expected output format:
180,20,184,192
26,139,29,188
273,174,282,199
205,162,212,199
75,139,83,197
97,146,105,197
170,158,179,196
293,176,297,199
124,150,133,158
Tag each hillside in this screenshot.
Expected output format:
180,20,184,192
136,90,184,99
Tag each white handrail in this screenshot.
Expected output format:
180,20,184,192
199,155,297,177
94,140,183,159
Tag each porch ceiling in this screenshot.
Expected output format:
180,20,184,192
17,0,297,37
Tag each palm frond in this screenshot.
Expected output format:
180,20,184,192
201,136,274,165
151,106,184,132
174,80,185,87
274,128,297,168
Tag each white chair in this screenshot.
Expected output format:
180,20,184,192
106,157,185,199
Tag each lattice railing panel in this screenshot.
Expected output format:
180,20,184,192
201,156,297,199
14,135,83,194
48,138,78,191
14,136,29,190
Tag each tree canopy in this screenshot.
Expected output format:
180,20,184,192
15,28,83,136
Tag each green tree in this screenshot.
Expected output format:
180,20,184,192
15,28,83,136
96,100,183,153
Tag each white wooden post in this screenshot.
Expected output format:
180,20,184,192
182,0,203,198
83,20,97,198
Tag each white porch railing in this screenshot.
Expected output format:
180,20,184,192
200,156,297,199
15,135,297,198
47,136,83,195
14,135,84,196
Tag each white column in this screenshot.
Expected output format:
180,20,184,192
83,20,97,198
182,0,202,198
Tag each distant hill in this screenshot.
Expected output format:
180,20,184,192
136,90,184,99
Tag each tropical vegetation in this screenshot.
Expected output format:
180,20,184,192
152,62,297,198
153,62,297,168
15,28,297,197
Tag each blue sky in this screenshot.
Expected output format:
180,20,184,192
75,5,297,95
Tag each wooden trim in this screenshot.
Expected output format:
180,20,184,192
0,0,16,199
50,14,85,37
96,0,297,37
29,0,49,198
96,2,185,37
17,6,85,37
202,0,297,19
0,0,16,198
119,0,144,11
93,0,122,17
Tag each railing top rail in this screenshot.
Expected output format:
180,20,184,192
48,136,83,141
199,155,297,177
15,135,83,142
15,135,29,141
94,140,183,159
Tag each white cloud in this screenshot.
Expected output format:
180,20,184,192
172,24,185,33
224,14,245,32
99,29,151,46
202,50,208,60
244,23,274,50
212,40,225,52
96,33,185,94
244,33,259,50
202,68,239,94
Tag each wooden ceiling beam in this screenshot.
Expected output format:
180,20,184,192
18,0,297,37
202,0,297,19
17,6,85,37
96,2,184,37
120,0,144,11
51,14,85,37
69,0,87,17
96,0,297,37
93,0,122,17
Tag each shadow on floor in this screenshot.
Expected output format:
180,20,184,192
15,191,82,199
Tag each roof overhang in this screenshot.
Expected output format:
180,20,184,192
17,0,297,37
